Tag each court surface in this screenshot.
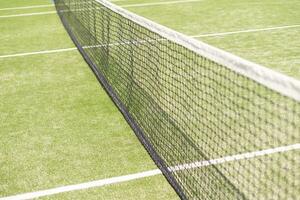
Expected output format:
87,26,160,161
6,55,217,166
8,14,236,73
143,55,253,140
0,0,299,199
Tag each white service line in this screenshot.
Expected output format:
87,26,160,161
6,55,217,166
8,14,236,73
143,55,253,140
0,170,162,200
0,48,77,59
192,24,300,38
170,143,300,171
0,0,203,18
0,11,56,18
0,143,299,200
0,4,53,11
0,24,299,59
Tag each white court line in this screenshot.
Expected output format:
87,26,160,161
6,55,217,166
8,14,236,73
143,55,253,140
0,0,203,18
0,143,299,200
0,24,299,59
121,0,203,8
193,24,300,38
0,0,124,11
0,11,56,18
170,143,300,171
0,4,53,11
0,170,162,200
0,48,77,59
0,0,296,12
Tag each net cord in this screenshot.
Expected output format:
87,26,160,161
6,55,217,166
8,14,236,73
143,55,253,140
94,0,300,102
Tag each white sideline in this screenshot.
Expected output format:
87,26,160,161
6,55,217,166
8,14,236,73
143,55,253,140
0,143,299,200
0,24,299,59
0,0,203,18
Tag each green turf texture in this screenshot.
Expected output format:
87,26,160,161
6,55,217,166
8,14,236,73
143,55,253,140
0,14,73,55
0,0,51,9
0,0,299,199
0,51,179,197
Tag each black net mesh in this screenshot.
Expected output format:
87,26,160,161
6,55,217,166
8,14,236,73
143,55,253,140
54,0,300,199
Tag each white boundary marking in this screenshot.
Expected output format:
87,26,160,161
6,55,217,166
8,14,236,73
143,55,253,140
0,0,297,12
0,24,299,59
0,0,203,18
0,48,77,59
0,143,299,200
121,0,203,8
0,11,56,18
0,4,53,11
170,143,300,171
0,0,124,11
193,24,300,37
0,170,162,200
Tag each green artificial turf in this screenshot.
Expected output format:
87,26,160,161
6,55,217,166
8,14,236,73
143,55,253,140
0,51,170,196
0,0,51,9
0,14,74,55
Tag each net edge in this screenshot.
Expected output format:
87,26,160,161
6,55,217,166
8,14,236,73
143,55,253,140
96,0,300,102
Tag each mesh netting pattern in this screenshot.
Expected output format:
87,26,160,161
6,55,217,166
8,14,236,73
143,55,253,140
54,0,300,199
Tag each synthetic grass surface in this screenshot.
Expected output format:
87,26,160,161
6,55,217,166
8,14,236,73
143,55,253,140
0,0,51,9
0,51,175,197
0,14,73,55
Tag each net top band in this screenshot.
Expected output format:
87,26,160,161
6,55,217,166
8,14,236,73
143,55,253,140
95,0,300,102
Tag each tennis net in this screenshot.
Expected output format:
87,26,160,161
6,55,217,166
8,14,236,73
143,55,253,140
54,0,300,199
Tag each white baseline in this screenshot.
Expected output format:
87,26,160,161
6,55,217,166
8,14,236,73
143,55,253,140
0,143,299,200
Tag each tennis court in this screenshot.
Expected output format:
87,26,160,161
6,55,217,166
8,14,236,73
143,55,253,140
0,0,299,199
